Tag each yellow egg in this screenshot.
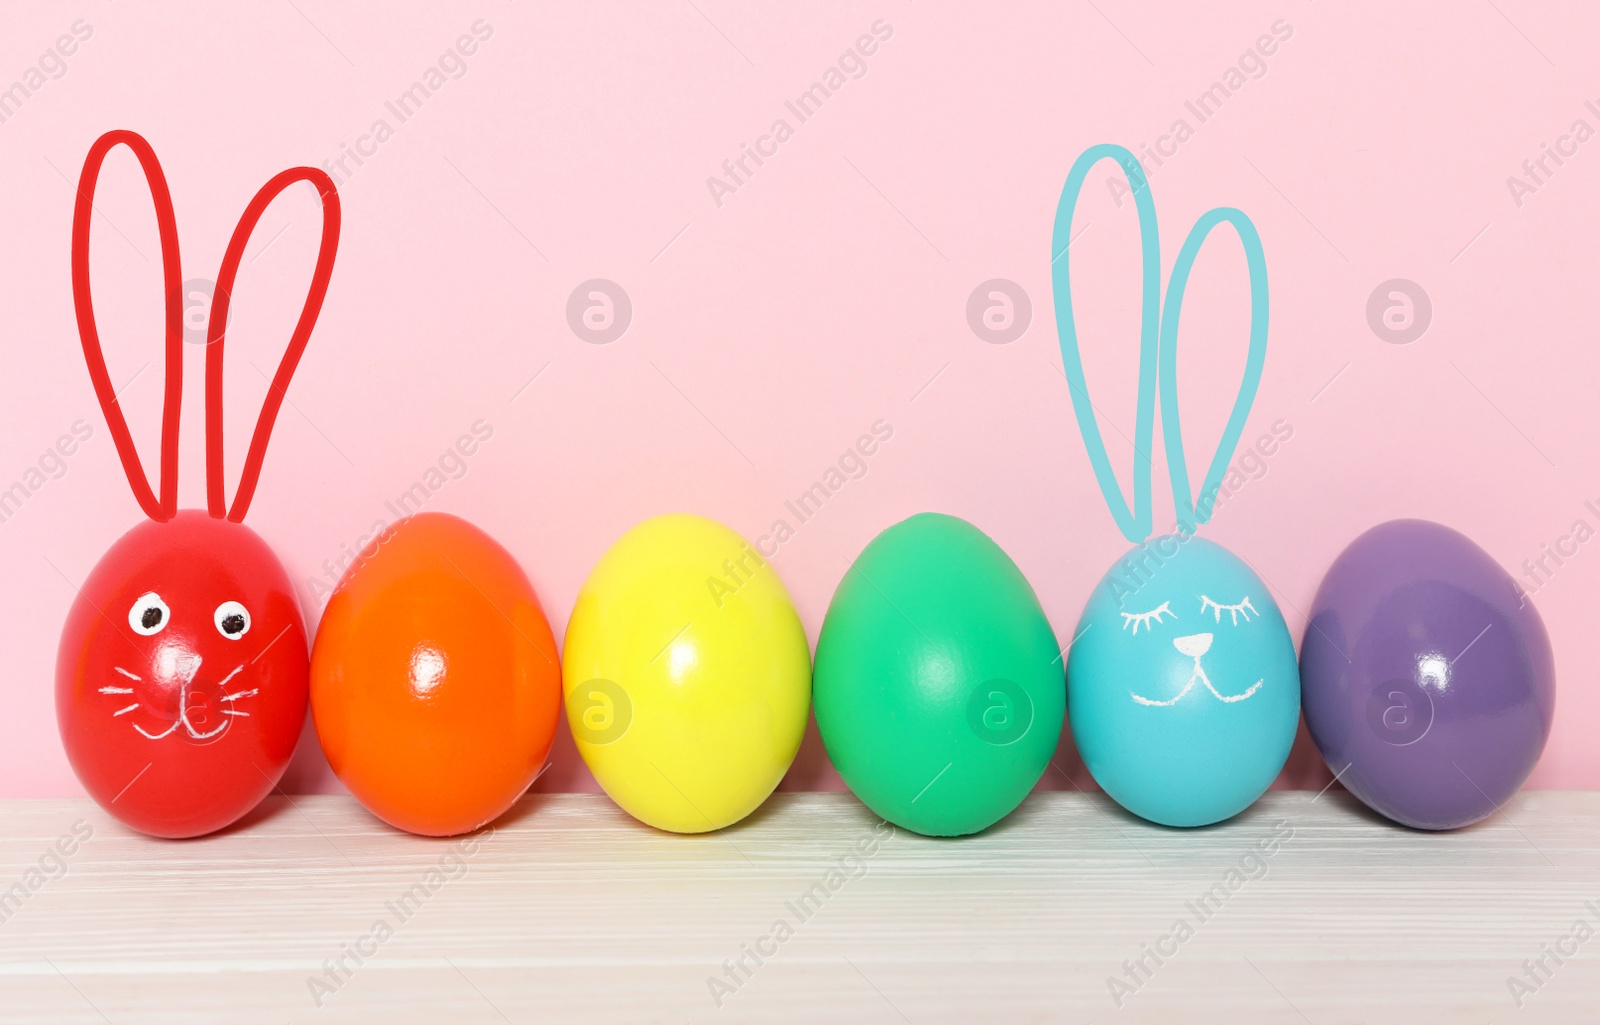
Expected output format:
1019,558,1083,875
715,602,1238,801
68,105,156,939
563,514,811,832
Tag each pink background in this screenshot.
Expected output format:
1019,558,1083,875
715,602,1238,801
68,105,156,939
1,1,1595,797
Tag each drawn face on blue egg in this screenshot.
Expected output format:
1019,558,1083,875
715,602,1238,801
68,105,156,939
1067,535,1300,827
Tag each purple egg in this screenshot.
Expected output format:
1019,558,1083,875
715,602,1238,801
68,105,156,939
1300,519,1555,830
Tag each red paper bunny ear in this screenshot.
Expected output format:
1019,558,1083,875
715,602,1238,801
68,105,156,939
72,131,342,525
70,130,185,522
204,167,340,523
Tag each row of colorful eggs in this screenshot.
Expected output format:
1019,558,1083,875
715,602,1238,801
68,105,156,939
58,508,1554,839
55,130,1555,840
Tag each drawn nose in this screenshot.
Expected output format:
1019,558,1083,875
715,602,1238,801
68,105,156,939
155,647,202,686
1173,632,1213,658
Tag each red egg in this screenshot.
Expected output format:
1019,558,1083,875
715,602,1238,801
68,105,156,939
57,512,309,838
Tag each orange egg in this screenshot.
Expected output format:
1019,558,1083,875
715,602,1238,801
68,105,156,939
310,512,560,835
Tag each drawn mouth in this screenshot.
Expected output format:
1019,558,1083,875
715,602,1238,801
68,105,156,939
105,660,256,741
1129,651,1263,707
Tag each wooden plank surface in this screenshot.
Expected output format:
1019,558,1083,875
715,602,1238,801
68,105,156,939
0,790,1596,1023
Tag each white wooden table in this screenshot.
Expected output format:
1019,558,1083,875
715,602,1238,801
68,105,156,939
0,791,1595,1023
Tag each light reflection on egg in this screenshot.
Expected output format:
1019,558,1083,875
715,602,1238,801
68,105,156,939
410,646,447,697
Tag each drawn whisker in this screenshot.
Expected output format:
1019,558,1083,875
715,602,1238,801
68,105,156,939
222,710,250,718
214,666,244,688
112,703,139,717
220,689,259,703
99,686,134,695
114,667,142,681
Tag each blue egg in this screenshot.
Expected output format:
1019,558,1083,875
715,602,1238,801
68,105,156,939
1067,535,1300,826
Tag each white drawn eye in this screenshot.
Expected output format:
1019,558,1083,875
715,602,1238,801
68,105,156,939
1199,595,1258,625
128,592,169,636
214,601,251,640
1120,601,1174,635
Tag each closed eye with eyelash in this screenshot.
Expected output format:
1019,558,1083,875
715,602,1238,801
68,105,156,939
1199,595,1257,625
1121,601,1174,635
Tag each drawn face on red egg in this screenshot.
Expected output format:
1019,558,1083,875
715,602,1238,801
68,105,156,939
57,513,309,838
55,129,339,838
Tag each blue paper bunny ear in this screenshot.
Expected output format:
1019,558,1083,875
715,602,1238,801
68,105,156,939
1160,208,1269,534
1051,144,1270,543
1051,143,1162,544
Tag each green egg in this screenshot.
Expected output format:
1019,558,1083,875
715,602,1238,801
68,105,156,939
814,513,1065,836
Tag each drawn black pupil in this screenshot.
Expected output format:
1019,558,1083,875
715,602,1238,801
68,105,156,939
141,607,163,629
221,613,245,635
